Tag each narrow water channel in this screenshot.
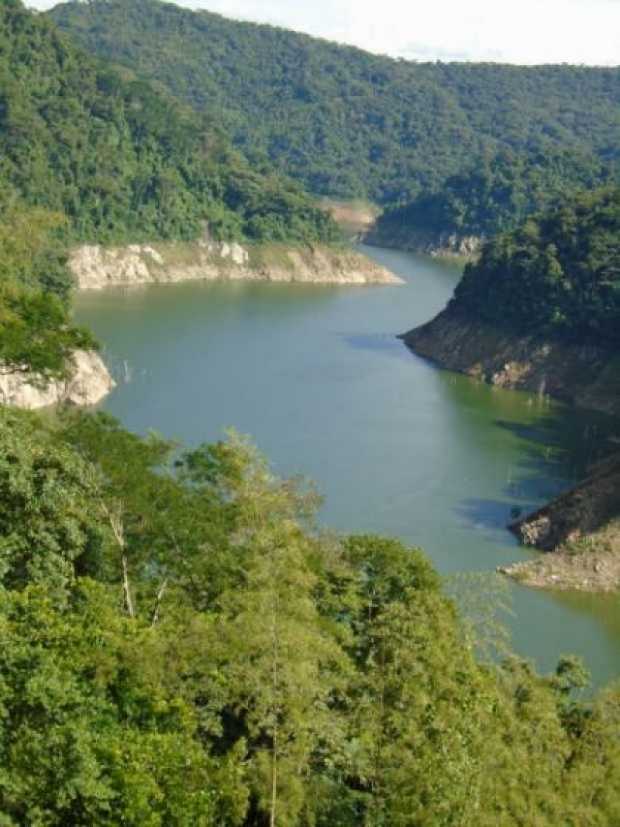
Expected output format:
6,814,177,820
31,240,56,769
74,244,620,687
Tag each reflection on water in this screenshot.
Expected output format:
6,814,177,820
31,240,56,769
75,244,620,688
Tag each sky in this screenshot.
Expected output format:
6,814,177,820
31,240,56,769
29,0,620,65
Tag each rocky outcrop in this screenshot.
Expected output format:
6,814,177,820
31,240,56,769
364,227,483,260
401,307,620,417
510,454,620,552
70,241,402,290
0,350,115,410
403,305,620,594
499,455,620,592
498,537,620,593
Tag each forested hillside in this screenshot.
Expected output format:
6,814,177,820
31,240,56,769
0,0,341,380
49,0,620,203
370,149,617,250
453,187,620,343
0,0,339,246
0,406,619,825
2,3,620,823
0,202,96,380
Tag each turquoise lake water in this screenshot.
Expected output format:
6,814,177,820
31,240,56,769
75,244,620,687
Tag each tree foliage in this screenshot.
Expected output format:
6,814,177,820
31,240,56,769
0,0,340,246
453,187,620,344
373,149,617,247
1,2,620,822
0,202,96,378
0,0,343,378
49,0,620,204
0,407,619,824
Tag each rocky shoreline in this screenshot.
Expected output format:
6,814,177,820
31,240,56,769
401,307,620,418
498,535,620,593
364,228,483,261
402,306,620,592
1,239,399,414
499,453,620,592
70,240,402,290
0,350,115,410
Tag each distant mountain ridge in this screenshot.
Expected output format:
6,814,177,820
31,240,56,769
49,0,620,204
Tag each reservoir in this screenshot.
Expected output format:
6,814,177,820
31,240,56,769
75,244,620,687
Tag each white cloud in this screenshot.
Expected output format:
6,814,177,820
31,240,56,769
28,0,620,65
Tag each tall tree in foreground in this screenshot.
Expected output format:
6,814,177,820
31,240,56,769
210,436,346,825
339,535,494,826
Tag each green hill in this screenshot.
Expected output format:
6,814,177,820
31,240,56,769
453,187,620,344
49,0,620,204
369,149,617,251
0,0,340,380
0,0,338,247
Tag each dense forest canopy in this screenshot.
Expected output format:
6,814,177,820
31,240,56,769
49,0,620,204
0,2,619,823
0,200,95,378
0,0,340,246
372,149,618,246
0,405,619,825
452,187,620,344
0,0,342,376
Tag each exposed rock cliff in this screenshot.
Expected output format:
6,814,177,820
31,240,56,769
405,307,620,593
364,227,483,260
70,241,402,289
499,454,620,592
512,454,620,552
0,351,115,410
402,307,620,418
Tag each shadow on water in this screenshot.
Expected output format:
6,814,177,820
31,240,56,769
341,332,412,359
455,497,539,538
454,431,616,535
435,367,620,533
492,409,619,524
494,410,619,478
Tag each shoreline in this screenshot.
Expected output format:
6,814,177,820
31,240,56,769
5,238,400,414
498,539,620,593
363,228,482,263
69,240,403,291
402,305,620,594
0,350,115,411
401,307,620,418
498,454,620,593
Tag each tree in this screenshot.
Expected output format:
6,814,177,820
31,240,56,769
339,536,495,825
0,408,105,595
210,435,346,826
453,187,620,344
1,412,620,824
0,581,241,826
0,1,341,247
0,203,97,379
